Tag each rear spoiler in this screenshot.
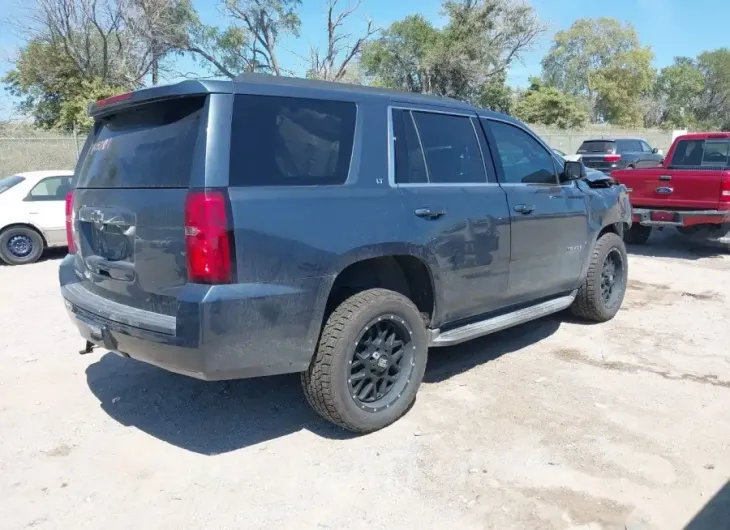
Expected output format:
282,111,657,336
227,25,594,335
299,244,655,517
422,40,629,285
88,79,233,118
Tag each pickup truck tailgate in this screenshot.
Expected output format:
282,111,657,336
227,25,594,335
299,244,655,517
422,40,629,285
613,167,728,210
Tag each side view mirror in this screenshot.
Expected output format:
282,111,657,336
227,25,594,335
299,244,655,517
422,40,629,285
652,147,659,154
562,160,583,181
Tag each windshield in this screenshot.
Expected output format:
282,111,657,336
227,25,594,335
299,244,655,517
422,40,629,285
0,175,25,194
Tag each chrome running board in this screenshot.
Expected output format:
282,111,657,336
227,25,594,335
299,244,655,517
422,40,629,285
429,291,577,347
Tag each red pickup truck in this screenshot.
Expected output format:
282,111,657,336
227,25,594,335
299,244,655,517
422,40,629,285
612,132,730,247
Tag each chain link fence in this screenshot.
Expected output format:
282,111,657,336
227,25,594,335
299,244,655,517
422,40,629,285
0,135,82,176
0,125,677,177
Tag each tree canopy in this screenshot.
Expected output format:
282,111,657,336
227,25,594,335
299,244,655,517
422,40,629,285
2,2,729,132
361,0,544,104
512,77,588,129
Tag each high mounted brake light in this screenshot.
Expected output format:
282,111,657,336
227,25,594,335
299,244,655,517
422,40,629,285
96,92,132,107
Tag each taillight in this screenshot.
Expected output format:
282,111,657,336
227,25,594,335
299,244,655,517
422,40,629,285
721,174,730,204
604,154,622,163
65,191,76,253
184,189,234,284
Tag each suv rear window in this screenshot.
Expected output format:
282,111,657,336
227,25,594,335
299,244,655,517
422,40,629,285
578,140,616,154
230,95,356,187
75,96,206,189
0,175,25,194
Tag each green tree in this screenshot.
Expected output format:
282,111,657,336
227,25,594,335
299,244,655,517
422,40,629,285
3,39,125,130
477,73,512,113
696,48,730,129
541,18,655,123
591,47,656,126
655,57,705,128
512,77,588,129
361,15,441,93
362,0,544,102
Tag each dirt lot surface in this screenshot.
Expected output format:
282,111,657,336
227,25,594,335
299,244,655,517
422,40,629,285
1,232,729,530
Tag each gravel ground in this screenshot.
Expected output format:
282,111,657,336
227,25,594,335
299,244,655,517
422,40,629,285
1,232,729,530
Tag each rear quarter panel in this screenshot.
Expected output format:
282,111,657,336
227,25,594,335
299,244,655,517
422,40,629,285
222,95,446,364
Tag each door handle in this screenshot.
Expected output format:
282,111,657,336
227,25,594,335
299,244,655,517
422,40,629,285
659,175,672,181
414,208,445,219
514,204,535,215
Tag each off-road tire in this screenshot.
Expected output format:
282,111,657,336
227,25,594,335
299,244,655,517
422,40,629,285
0,226,45,265
623,224,651,245
571,232,628,322
301,288,428,433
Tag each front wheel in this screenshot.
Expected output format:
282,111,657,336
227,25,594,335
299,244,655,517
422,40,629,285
571,232,628,322
302,288,429,433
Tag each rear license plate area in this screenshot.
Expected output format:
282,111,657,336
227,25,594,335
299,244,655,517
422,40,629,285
650,211,677,223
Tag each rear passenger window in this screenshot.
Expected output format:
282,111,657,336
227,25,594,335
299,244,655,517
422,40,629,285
393,110,428,184
411,112,487,184
487,121,558,185
27,176,73,201
230,95,356,186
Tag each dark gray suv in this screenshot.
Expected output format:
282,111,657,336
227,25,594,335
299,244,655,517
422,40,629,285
578,138,664,172
60,74,632,433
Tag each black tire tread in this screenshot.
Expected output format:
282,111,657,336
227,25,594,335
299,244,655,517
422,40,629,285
301,288,421,433
0,226,45,265
571,232,626,322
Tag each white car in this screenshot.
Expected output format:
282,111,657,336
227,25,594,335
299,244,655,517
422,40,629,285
0,170,74,265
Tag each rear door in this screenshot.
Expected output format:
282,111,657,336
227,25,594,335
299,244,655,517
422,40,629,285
70,95,208,317
23,175,72,245
484,119,589,303
392,107,511,325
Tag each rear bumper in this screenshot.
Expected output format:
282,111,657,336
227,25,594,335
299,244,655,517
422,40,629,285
59,255,328,381
632,208,729,228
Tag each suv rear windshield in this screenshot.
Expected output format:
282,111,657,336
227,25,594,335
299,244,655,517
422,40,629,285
75,96,206,189
0,175,25,194
230,95,357,187
577,141,616,154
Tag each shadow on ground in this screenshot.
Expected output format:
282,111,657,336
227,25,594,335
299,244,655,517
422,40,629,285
627,229,728,261
685,479,730,530
85,316,562,454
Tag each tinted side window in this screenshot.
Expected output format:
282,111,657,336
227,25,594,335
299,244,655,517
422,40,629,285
230,95,356,187
640,141,653,153
616,140,642,153
488,121,558,185
670,140,705,168
411,111,487,184
27,176,73,201
393,109,428,184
